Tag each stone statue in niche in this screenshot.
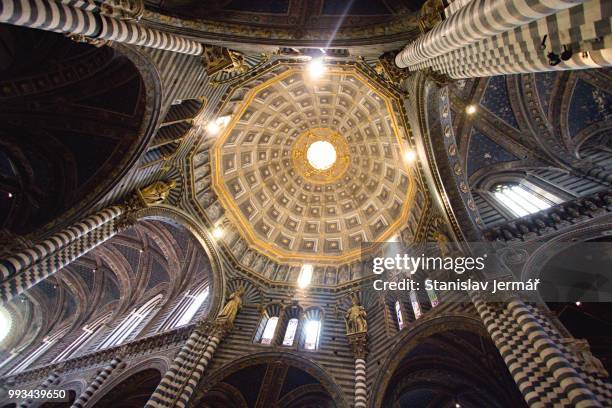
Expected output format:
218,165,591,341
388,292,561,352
265,263,276,278
138,180,176,206
197,177,211,191
200,191,215,207
206,202,222,221
195,151,209,166
352,261,363,278
201,165,210,177
338,265,349,283
345,294,368,334
252,255,264,272
325,269,336,285
242,250,254,266
234,239,246,256
216,287,245,326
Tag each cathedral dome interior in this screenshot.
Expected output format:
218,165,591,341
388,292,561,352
0,0,610,407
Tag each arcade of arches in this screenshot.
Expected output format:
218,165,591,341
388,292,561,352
0,0,611,407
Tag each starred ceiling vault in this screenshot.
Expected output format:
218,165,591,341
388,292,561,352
193,62,416,265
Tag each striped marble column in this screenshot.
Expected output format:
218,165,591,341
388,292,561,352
0,206,128,304
472,291,604,407
397,0,586,66
174,334,220,408
507,299,602,407
19,371,59,408
354,358,367,408
347,332,368,408
71,357,124,408
471,293,550,405
396,0,612,77
0,0,203,55
145,325,215,408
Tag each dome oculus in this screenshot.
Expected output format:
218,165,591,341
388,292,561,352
307,141,337,170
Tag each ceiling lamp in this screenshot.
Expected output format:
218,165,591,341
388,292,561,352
307,140,336,170
206,115,231,136
298,264,313,288
307,58,326,79
404,149,417,163
212,227,224,239
465,104,477,115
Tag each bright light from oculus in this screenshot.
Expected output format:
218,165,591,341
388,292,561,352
404,149,417,163
206,115,231,135
465,104,477,115
0,307,11,343
307,58,326,79
307,141,336,170
298,264,313,288
212,227,224,239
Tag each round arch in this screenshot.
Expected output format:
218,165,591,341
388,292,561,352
369,313,524,408
521,222,612,283
0,26,162,235
86,357,170,407
134,204,226,320
193,351,349,408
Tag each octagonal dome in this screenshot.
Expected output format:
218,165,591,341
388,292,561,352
194,62,418,266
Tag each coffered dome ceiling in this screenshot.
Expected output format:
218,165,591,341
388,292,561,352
191,61,422,267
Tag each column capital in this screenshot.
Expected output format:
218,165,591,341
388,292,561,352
347,332,368,359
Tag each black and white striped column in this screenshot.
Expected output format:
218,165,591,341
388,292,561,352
71,357,124,408
396,0,612,77
174,334,220,408
0,0,203,55
507,299,602,407
354,358,367,408
145,325,219,408
471,293,545,405
397,0,585,66
0,206,127,304
19,371,60,408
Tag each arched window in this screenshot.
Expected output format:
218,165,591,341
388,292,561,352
395,300,405,330
98,294,162,350
52,312,110,363
282,318,299,346
254,304,282,345
410,291,422,319
160,283,209,331
492,182,559,217
301,308,323,351
6,327,68,375
261,317,279,344
277,304,302,347
426,285,440,308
